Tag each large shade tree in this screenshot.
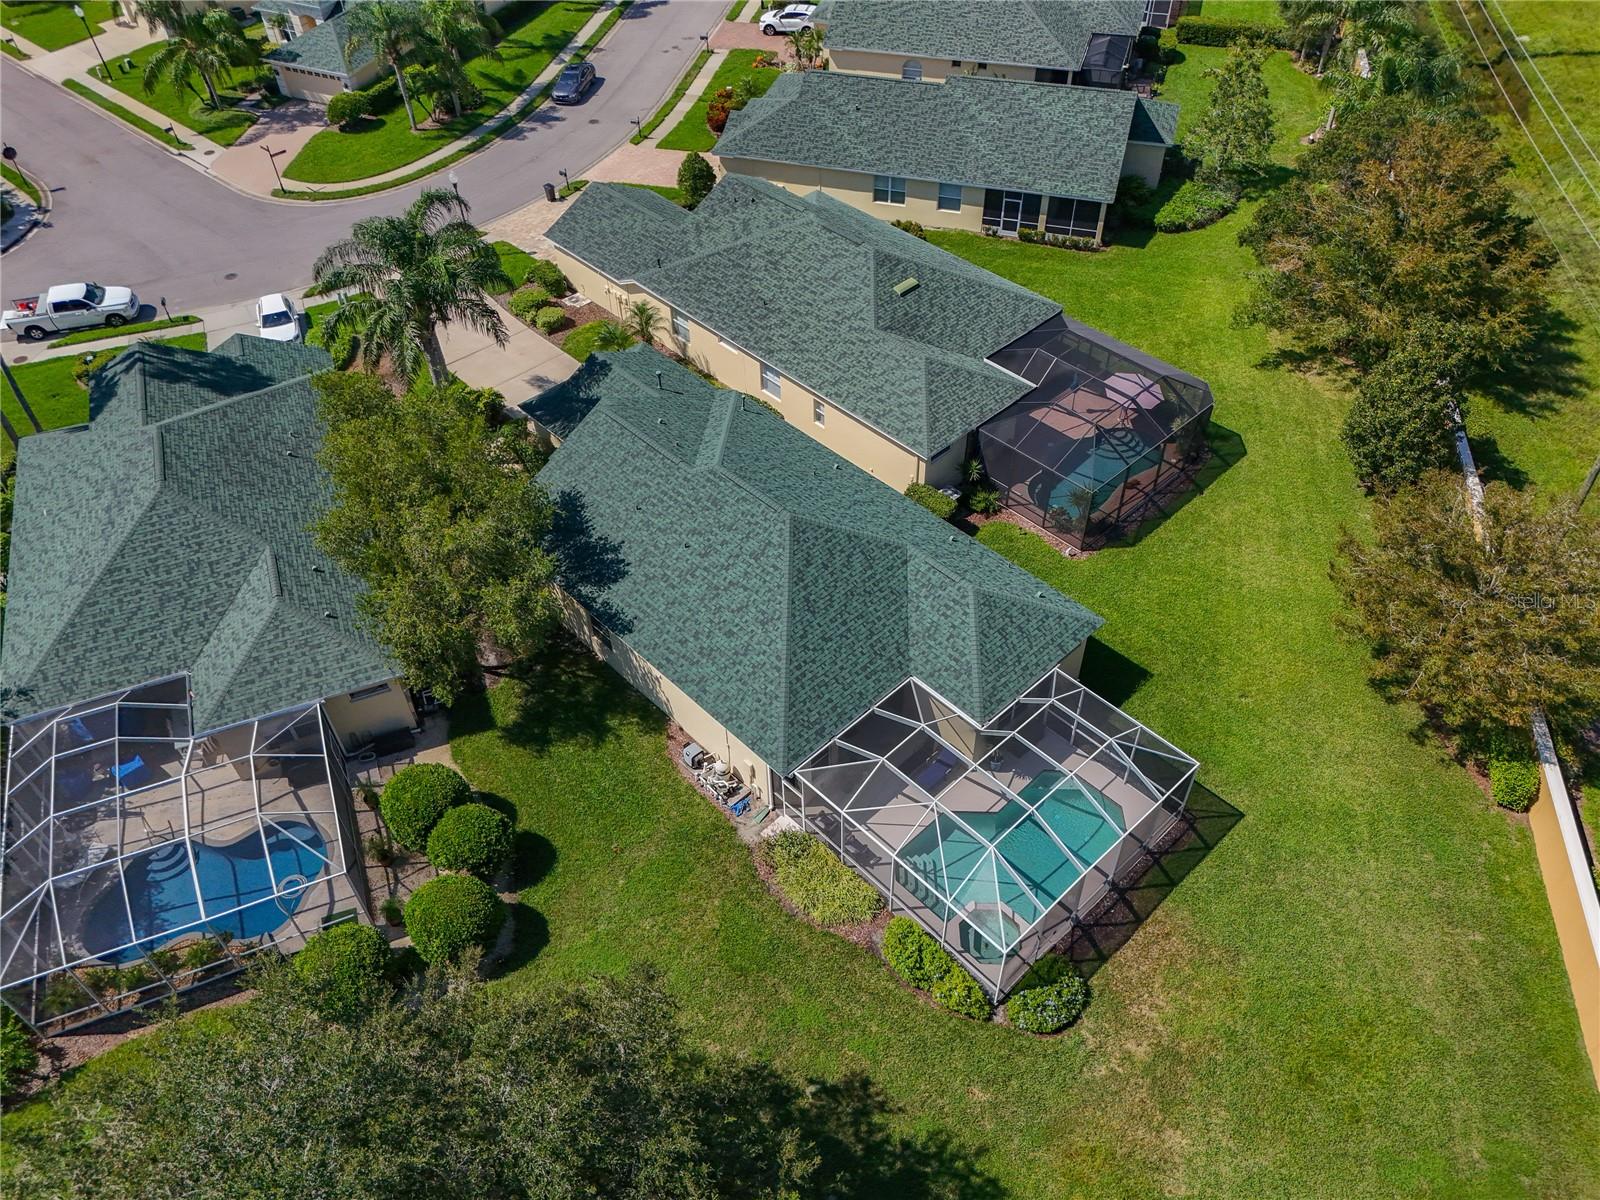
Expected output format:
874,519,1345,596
1240,100,1551,380
313,188,506,387
135,1,255,108
313,371,559,704
344,0,426,130
1186,42,1274,189
1331,471,1600,746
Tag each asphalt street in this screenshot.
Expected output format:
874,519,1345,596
0,0,718,311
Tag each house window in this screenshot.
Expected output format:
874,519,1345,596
873,175,906,205
901,59,922,80
671,309,690,343
951,59,961,66
812,399,825,426
1045,196,1102,239
346,683,391,703
760,362,781,398
937,182,962,212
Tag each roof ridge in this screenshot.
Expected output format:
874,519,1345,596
149,373,318,430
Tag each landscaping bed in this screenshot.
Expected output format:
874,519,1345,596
656,49,778,152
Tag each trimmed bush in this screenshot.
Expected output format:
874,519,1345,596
883,916,955,991
404,874,506,964
292,921,390,1021
508,284,553,323
756,831,882,925
932,967,991,1020
1158,25,1179,62
362,73,400,114
890,218,927,240
427,802,514,877
1007,974,1089,1033
1,1009,37,1095
525,258,570,297
1017,227,1100,251
1175,14,1284,47
678,151,716,208
307,318,358,370
380,763,472,852
905,481,957,520
535,305,566,335
1153,180,1236,233
1489,756,1540,813
325,89,368,127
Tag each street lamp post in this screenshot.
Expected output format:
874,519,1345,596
72,5,110,81
448,168,460,201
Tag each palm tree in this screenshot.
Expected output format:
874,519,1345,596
345,0,426,131
625,300,659,347
592,321,634,352
419,0,499,119
135,1,253,109
312,188,507,388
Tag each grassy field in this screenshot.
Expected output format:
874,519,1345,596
1187,0,1284,25
284,1,599,184
657,49,779,152
0,0,113,50
491,240,537,293
1,163,39,207
97,40,258,146
1156,44,1326,162
62,79,192,149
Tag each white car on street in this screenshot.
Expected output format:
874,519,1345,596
2,282,139,340
254,293,302,342
759,4,816,34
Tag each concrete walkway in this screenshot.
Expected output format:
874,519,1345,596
437,296,576,406
638,45,725,144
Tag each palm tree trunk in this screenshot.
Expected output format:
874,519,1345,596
200,65,220,108
1316,29,1333,75
393,58,418,130
421,324,448,387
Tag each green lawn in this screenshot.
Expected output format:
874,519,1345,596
96,40,258,147
63,79,192,149
1157,45,1326,163
0,163,38,207
657,49,780,152
1187,0,1284,25
0,0,113,50
491,240,537,293
1,333,207,465
559,318,632,361
284,1,600,184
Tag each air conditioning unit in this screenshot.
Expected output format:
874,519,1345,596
681,742,707,771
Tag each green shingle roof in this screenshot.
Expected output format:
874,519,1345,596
717,71,1178,204
819,0,1145,70
0,336,396,734
546,175,1061,457
533,347,1102,775
266,9,371,75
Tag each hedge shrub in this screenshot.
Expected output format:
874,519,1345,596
380,763,472,852
1489,755,1540,813
426,802,514,877
890,218,927,240
307,318,358,369
508,284,553,323
362,73,400,114
534,306,567,335
883,916,955,991
292,921,390,1021
1175,14,1284,47
756,831,882,925
932,967,991,1019
1,1009,36,1095
905,482,957,520
1006,973,1089,1033
325,89,368,127
1158,26,1179,61
525,258,570,296
403,874,506,964
1153,180,1237,232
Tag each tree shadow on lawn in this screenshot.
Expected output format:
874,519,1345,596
450,635,630,756
494,900,549,974
1474,304,1586,417
473,790,559,891
1060,781,1243,981
1465,430,1532,490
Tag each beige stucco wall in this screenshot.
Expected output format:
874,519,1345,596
1528,767,1600,1090
548,244,965,490
1120,141,1167,189
825,47,1040,83
560,592,771,798
322,680,417,751
719,157,991,235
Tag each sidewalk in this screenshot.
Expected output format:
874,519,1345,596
637,46,725,146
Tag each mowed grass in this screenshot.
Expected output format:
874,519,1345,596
98,40,258,146
0,0,113,50
284,1,600,184
657,49,779,152
1158,45,1326,162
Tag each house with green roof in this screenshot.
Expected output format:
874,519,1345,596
543,174,1214,548
530,346,1199,998
817,0,1148,89
0,335,416,1034
716,69,1177,241
263,8,384,104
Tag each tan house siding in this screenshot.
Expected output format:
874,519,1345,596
547,243,966,490
826,47,1039,83
1120,140,1167,189
719,157,991,233
322,679,417,750
560,592,771,797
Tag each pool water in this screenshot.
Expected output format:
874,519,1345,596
81,820,328,964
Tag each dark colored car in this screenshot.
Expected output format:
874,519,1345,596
551,62,596,104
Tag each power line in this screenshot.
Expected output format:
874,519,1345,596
1487,0,1600,171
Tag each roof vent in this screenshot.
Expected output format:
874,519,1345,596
323,610,336,619
893,277,919,296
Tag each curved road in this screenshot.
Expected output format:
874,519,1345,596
0,0,717,310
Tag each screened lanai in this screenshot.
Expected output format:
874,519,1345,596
774,669,1196,998
0,676,367,1032
978,315,1212,548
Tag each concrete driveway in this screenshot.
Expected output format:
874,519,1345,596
438,298,576,407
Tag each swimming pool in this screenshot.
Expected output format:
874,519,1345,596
81,820,328,964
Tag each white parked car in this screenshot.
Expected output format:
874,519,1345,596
759,3,816,34
2,282,139,340
254,293,302,342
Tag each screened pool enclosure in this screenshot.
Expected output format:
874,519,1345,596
775,669,1197,999
0,676,367,1032
979,315,1213,548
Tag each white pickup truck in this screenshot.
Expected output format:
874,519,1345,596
2,282,141,340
